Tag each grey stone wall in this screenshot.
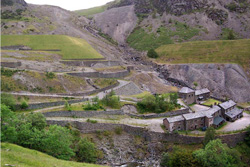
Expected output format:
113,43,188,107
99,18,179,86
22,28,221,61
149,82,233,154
61,61,121,67
67,70,129,79
43,110,124,118
1,62,22,68
47,120,246,147
127,108,189,119
16,98,88,110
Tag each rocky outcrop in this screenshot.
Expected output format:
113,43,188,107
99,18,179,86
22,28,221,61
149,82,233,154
1,0,27,6
93,5,138,44
159,64,250,103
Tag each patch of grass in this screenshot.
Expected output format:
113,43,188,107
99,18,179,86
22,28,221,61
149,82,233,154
202,98,222,106
92,78,117,88
156,39,250,75
75,6,108,17
1,143,105,167
131,91,151,99
127,21,201,51
87,119,98,124
1,35,103,60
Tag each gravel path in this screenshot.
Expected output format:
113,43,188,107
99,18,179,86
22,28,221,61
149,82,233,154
219,112,250,132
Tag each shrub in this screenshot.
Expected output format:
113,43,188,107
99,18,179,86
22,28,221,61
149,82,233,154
75,138,97,163
26,112,46,130
114,127,123,135
1,93,16,111
101,90,121,109
45,72,56,79
194,139,242,167
203,127,216,146
147,49,159,58
64,101,72,111
20,100,29,109
227,30,236,40
86,119,98,124
137,94,179,114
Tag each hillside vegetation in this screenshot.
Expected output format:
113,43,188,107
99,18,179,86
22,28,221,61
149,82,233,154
1,35,103,60
156,39,250,73
1,143,104,167
75,6,108,17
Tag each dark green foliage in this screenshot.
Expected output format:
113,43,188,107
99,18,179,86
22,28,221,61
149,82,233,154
26,112,46,130
65,101,72,111
0,105,75,160
203,127,216,146
83,97,104,111
137,93,179,114
194,139,242,167
1,9,24,20
227,2,238,11
147,49,159,58
101,90,121,109
161,149,200,167
98,31,118,45
45,72,56,79
86,119,98,124
75,138,97,163
1,67,21,77
227,30,236,40
221,28,236,40
245,125,250,147
20,100,29,109
1,93,16,111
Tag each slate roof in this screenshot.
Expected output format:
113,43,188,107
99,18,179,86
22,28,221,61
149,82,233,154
195,88,210,96
219,100,236,110
166,115,185,123
179,87,194,94
225,108,243,119
213,116,225,126
183,106,221,120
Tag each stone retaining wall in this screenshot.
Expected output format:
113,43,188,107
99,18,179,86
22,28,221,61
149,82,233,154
47,120,246,147
61,61,121,67
1,62,22,68
16,98,88,110
127,108,189,119
67,70,130,79
43,110,124,118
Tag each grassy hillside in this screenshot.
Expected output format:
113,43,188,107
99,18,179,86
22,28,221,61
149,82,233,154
127,22,202,51
155,39,250,72
75,5,108,17
1,143,104,167
1,35,103,60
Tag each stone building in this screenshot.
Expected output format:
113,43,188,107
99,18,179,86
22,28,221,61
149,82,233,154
219,100,243,122
178,87,195,105
195,88,210,101
163,106,225,132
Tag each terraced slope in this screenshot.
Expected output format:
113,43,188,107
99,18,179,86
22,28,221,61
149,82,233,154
155,39,250,75
1,143,105,167
1,35,103,60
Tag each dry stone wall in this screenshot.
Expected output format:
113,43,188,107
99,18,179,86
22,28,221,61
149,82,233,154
61,61,121,67
1,62,22,68
67,70,129,78
43,110,124,118
47,120,246,147
16,98,88,110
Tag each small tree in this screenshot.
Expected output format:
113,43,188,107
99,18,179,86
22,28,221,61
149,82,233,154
203,127,216,146
20,100,29,109
1,93,16,111
227,30,235,40
147,49,159,58
75,138,97,163
26,112,47,130
64,101,72,111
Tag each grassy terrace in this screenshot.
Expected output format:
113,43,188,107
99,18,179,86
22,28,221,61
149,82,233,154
202,98,221,106
155,39,250,73
1,143,105,167
75,5,108,17
1,35,103,60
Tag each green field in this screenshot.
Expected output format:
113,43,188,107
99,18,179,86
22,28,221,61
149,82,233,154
1,35,103,60
156,39,250,72
1,143,105,167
